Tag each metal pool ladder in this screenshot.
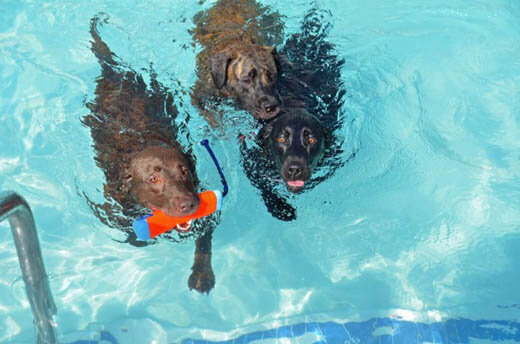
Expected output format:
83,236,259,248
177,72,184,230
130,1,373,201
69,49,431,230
0,191,57,344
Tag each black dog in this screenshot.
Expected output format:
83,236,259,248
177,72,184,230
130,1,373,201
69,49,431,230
240,6,351,221
82,15,218,293
260,109,326,193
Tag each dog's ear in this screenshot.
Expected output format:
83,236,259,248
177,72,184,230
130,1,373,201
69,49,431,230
119,167,133,194
269,46,292,73
268,46,281,73
258,122,274,144
210,50,231,89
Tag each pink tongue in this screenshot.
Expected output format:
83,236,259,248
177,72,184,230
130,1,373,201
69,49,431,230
287,180,304,187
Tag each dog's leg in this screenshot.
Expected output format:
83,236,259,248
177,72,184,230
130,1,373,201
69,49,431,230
239,140,297,221
188,228,215,294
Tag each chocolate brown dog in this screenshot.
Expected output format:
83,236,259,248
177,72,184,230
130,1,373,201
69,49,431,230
83,15,216,293
191,0,284,123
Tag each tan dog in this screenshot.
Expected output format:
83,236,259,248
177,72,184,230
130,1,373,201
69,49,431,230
191,0,284,123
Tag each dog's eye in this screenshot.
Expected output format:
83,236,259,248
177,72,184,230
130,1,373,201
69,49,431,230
277,136,286,143
308,137,317,145
243,69,256,84
154,166,162,172
148,175,158,184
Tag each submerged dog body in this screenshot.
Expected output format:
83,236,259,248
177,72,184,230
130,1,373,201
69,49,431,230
83,16,215,293
191,0,284,121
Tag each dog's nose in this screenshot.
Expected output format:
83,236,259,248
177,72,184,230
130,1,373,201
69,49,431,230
261,96,280,113
177,198,197,214
287,165,303,178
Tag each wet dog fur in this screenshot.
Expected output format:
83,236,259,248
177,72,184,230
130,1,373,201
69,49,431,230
82,15,216,293
239,6,349,221
191,0,285,123
259,109,326,194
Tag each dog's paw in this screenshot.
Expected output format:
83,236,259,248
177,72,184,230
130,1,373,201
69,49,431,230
188,253,215,294
188,268,215,294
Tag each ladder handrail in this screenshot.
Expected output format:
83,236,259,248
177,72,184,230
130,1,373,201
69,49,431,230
0,191,57,344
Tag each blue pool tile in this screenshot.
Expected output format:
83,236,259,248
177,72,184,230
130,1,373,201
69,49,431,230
453,318,474,341
233,335,246,344
181,318,520,344
243,330,263,342
474,322,497,341
416,322,434,343
182,339,208,344
276,325,293,338
375,318,394,327
319,321,349,342
69,330,119,344
306,322,322,334
343,320,377,343
378,335,394,344
292,322,306,337
99,331,119,344
392,320,417,341
431,322,448,343
444,319,463,343
261,328,276,340
372,318,396,344
473,320,520,342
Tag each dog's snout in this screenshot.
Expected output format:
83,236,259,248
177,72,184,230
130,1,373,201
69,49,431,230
180,199,195,212
260,95,280,110
174,196,199,215
263,97,279,110
253,94,280,119
261,98,280,117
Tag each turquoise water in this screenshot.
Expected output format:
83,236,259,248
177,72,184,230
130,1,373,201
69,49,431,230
1,0,520,343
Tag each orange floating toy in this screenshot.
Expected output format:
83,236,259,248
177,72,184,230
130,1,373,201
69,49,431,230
132,190,222,240
132,140,228,241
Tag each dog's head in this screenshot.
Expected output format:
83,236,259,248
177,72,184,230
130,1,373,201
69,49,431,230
210,44,281,119
121,146,199,217
261,109,326,193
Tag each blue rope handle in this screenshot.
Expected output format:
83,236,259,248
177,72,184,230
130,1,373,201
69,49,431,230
201,139,228,197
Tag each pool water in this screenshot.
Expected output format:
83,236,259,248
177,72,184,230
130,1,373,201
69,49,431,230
1,0,520,343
